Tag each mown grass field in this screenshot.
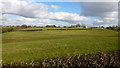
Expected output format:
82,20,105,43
2,28,119,63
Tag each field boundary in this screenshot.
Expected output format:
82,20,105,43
2,50,120,68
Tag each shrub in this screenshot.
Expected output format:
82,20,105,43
106,27,120,31
2,27,14,33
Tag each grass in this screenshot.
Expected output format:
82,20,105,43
2,28,119,63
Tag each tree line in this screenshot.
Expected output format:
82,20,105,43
1,25,120,33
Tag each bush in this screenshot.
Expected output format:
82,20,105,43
2,27,14,33
106,27,120,31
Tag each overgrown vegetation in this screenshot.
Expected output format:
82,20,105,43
2,27,15,33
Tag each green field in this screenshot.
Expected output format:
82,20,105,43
2,28,119,63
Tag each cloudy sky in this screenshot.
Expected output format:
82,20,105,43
0,0,118,27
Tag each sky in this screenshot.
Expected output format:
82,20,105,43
0,0,119,27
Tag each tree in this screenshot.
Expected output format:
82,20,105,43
21,24,27,28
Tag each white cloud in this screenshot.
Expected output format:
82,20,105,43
50,5,59,10
95,19,103,23
48,12,89,24
93,11,118,27
1,0,89,25
1,15,53,26
93,17,118,27
1,0,48,18
21,0,119,2
80,2,118,17
104,18,116,21
80,2,118,27
1,0,117,27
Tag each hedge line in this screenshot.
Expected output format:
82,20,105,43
47,29,90,30
19,29,42,31
2,50,120,68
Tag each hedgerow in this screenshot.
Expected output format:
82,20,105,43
2,50,120,68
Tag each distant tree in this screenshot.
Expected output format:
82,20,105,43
101,26,104,28
21,24,27,28
106,26,120,31
83,26,86,28
33,26,37,28
81,24,86,28
16,25,20,27
76,24,81,27
46,25,56,27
